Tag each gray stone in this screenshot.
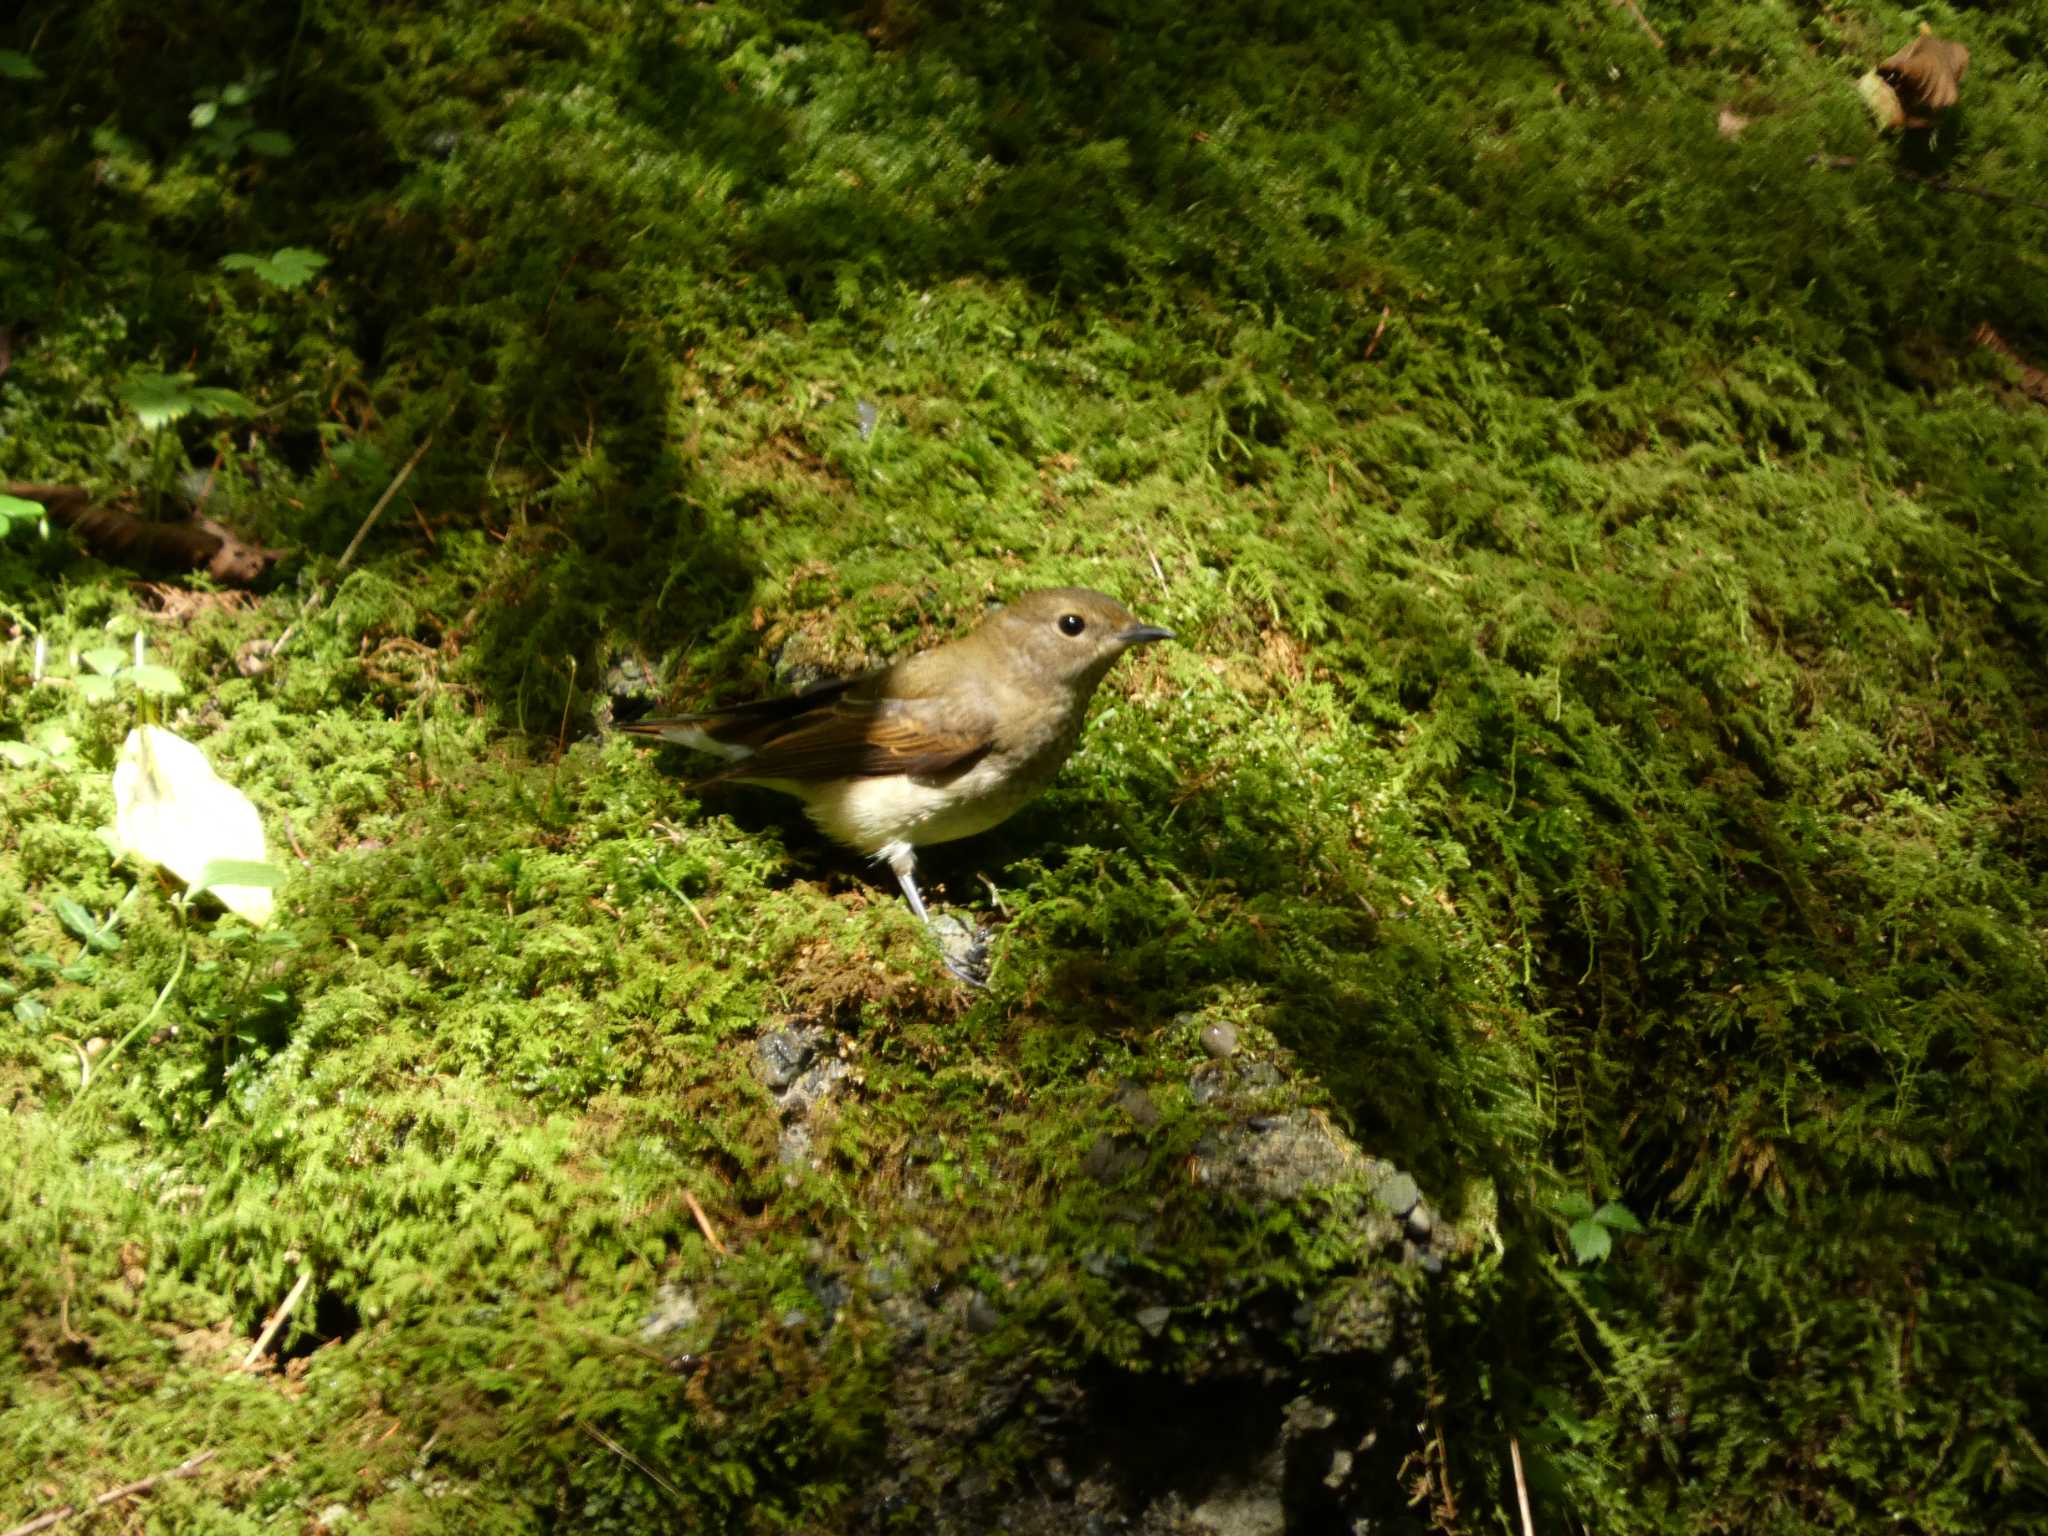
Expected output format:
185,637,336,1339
1195,1110,1370,1203
966,1292,1002,1334
639,1283,701,1343
1200,1020,1239,1058
1081,1133,1144,1183
1188,1477,1286,1536
1135,1304,1171,1336
1117,1081,1161,1127
1373,1171,1422,1218
757,1025,825,1092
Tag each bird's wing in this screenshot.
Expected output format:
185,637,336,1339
709,691,996,784
618,677,864,755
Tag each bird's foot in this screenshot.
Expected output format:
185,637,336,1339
926,911,992,988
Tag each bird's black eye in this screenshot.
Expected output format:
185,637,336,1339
1058,613,1086,637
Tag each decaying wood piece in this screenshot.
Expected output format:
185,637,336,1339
2,483,283,586
1972,325,2048,407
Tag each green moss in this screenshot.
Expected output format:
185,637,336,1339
5,0,2048,1528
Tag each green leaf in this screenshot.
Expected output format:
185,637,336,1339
60,961,99,983
220,82,252,107
188,386,258,419
0,210,49,245
1567,1218,1612,1265
1593,1201,1644,1234
0,494,44,539
244,131,296,158
53,896,99,944
73,674,118,703
189,100,219,128
194,859,287,894
0,50,43,81
1552,1191,1594,1221
221,247,329,291
29,722,77,758
83,646,128,677
18,953,59,973
124,372,199,429
127,663,187,697
14,997,48,1026
0,741,44,768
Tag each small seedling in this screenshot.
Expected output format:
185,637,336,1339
220,248,329,291
66,642,185,703
1552,1193,1645,1265
189,74,293,161
0,492,46,540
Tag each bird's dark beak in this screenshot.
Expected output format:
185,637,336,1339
1118,624,1175,646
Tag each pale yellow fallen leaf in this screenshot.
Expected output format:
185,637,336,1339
112,725,275,924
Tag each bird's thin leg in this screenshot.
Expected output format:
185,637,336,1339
883,842,931,925
883,841,988,987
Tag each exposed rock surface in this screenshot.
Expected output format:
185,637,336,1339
645,1022,1468,1532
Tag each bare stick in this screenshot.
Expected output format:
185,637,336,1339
1,1450,217,1536
1613,0,1664,49
1139,533,1169,594
580,1422,682,1504
683,1189,731,1256
1363,304,1391,360
1808,153,2048,214
239,1270,313,1371
337,434,434,574
1509,1434,1535,1536
273,431,435,659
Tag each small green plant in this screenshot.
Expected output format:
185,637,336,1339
1552,1194,1644,1265
0,209,48,247
64,641,185,703
70,858,286,1108
120,372,257,433
220,247,329,291
0,493,46,540
119,372,258,508
0,50,41,81
188,74,293,161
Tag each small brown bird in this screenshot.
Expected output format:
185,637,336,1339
622,587,1173,936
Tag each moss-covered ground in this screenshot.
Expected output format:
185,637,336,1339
4,1,2047,1530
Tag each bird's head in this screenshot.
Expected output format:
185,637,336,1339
974,587,1174,696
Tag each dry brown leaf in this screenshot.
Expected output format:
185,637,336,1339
1716,106,1752,140
1878,24,1969,127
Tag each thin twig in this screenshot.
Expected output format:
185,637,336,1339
553,657,578,765
642,854,713,934
239,1270,313,1371
682,1189,731,1256
1612,0,1664,49
1363,304,1391,360
579,1422,682,1504
274,430,436,660
1,1450,217,1536
1139,533,1169,594
336,434,434,574
1509,1434,1535,1536
1808,153,2048,214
